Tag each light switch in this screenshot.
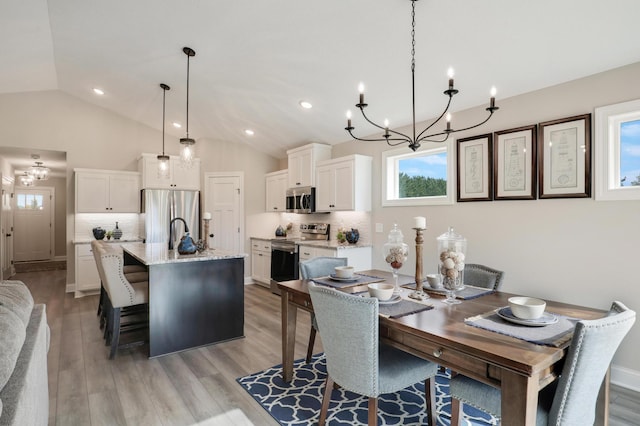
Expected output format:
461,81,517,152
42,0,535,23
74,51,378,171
375,223,384,233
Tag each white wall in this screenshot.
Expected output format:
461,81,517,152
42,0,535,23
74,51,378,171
0,90,280,285
330,61,640,386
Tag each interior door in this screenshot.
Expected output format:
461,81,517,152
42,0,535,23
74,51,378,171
1,176,14,278
204,173,243,253
13,187,53,262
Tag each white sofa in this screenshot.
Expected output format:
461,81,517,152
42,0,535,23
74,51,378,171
0,280,49,426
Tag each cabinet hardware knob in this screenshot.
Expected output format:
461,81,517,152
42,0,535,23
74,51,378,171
433,348,443,358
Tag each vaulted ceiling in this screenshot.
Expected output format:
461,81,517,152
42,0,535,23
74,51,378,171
2,0,640,162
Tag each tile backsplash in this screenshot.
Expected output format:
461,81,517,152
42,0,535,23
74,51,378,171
75,213,141,241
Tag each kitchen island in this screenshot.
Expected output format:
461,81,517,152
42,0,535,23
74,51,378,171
121,242,247,358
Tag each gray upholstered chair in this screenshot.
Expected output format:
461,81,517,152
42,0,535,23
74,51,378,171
299,256,348,363
97,249,149,359
449,301,636,426
308,283,439,426
463,263,504,290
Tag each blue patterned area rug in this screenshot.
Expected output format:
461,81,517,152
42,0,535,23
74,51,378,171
237,353,498,426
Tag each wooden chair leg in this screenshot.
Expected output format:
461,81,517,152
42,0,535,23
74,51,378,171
424,377,436,426
306,326,316,363
109,307,121,359
368,397,378,426
450,395,463,426
318,375,334,426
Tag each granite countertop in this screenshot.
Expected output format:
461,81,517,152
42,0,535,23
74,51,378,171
73,237,143,244
121,242,247,266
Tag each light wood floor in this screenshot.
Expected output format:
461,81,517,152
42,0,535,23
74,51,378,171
12,269,640,426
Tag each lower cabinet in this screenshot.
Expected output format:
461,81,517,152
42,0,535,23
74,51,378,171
251,239,272,285
298,244,372,272
75,243,100,293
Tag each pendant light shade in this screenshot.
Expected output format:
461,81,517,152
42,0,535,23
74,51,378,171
158,83,171,178
179,47,196,167
27,161,50,181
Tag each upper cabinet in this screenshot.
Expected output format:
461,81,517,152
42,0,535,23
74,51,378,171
265,170,288,212
286,143,332,188
138,153,201,190
75,169,140,213
315,155,372,212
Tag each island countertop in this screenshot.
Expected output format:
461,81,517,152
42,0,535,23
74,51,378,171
121,242,247,266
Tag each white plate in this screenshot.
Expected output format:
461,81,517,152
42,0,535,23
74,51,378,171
360,294,402,304
329,273,360,282
496,307,558,327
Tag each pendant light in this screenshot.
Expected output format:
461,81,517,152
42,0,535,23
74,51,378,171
157,83,171,178
179,47,196,167
19,172,34,187
27,160,50,181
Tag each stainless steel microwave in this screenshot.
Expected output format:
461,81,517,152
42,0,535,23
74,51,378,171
285,186,316,214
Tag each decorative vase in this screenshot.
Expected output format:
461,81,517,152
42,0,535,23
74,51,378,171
345,228,359,244
178,232,198,254
437,227,467,304
383,224,409,296
92,227,106,240
112,222,123,240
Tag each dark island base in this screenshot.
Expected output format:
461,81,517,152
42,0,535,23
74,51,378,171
125,253,245,358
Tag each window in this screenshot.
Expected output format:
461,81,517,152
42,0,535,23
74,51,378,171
382,141,455,206
16,194,44,210
595,99,640,200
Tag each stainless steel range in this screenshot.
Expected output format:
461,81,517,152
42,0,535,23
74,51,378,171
269,223,330,294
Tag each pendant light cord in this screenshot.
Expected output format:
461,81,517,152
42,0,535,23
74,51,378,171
185,54,190,137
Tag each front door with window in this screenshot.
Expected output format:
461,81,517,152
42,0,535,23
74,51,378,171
14,188,53,262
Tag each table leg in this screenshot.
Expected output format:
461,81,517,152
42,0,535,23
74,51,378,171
595,368,610,426
281,289,297,382
501,370,538,426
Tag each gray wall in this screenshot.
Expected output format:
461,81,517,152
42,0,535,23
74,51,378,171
330,61,640,384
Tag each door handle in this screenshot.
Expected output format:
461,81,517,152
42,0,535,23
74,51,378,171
209,234,214,238
5,234,11,237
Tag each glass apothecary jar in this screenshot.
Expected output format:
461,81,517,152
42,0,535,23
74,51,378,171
383,224,409,296
437,227,467,304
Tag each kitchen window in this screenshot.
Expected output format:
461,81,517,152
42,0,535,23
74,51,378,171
595,99,640,200
382,141,455,206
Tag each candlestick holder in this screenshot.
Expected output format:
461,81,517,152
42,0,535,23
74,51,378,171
408,227,429,301
203,218,211,250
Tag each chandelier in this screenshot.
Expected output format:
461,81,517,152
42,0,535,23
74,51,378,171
179,47,197,167
19,172,34,187
27,161,50,181
345,0,499,152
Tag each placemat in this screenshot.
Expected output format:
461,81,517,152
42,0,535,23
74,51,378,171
312,273,386,289
380,299,434,319
464,308,579,347
406,284,495,300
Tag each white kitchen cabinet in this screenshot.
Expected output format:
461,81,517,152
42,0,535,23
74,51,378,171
297,244,372,273
265,170,288,212
251,239,272,286
138,153,201,190
315,154,372,212
75,169,140,213
75,243,101,293
286,143,332,188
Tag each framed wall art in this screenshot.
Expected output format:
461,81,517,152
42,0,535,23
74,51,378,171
538,113,591,198
456,133,493,201
493,125,537,200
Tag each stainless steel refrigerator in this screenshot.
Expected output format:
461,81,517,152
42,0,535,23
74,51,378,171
141,189,200,246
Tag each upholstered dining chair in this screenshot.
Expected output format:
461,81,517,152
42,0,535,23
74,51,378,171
449,301,636,426
463,263,504,290
97,249,149,359
299,256,348,363
308,282,439,426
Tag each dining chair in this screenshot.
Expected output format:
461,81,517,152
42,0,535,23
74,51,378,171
449,301,636,426
308,282,439,426
463,263,504,290
299,256,348,363
97,249,149,359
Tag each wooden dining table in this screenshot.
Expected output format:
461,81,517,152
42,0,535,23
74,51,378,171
277,269,609,426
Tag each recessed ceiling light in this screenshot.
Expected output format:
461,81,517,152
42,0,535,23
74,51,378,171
172,122,182,128
244,129,255,136
93,88,104,95
299,100,312,109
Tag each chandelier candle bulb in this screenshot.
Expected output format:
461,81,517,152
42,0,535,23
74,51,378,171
490,86,497,108
446,113,452,131
358,83,365,105
413,216,426,229
346,110,352,128
447,67,455,89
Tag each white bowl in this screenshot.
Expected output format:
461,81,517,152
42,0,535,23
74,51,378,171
508,297,546,320
368,283,395,301
334,266,354,279
426,274,442,289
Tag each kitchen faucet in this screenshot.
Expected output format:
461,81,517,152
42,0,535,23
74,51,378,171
169,217,190,250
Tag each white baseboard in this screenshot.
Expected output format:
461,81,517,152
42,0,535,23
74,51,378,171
611,364,640,392
53,255,67,262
